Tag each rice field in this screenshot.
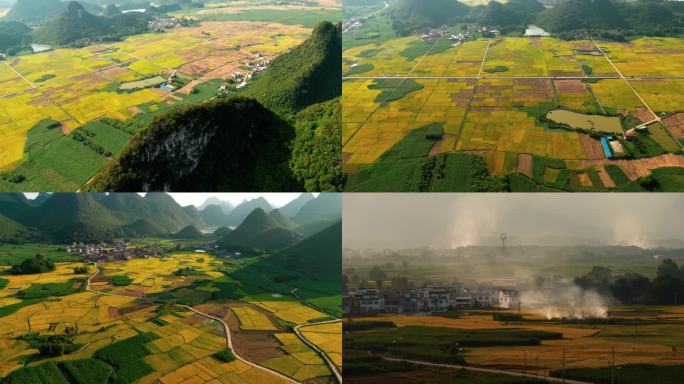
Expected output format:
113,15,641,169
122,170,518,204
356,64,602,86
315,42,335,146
0,15,310,181
351,307,684,378
342,35,684,191
0,245,341,382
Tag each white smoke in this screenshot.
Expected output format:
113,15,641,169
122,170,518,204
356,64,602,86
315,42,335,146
520,283,609,320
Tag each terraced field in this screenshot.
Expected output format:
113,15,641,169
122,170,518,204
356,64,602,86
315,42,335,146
342,35,684,192
0,8,313,191
0,249,341,383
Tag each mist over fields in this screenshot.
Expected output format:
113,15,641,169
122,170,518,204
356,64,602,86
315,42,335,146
343,194,684,249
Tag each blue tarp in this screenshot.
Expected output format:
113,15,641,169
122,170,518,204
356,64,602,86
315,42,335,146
600,137,613,159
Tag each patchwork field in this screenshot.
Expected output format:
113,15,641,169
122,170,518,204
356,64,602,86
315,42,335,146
342,35,684,191
346,307,684,383
0,8,316,191
0,247,341,383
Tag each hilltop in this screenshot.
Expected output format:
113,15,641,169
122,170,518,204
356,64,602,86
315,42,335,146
389,0,469,36
0,192,205,242
218,208,303,253
4,0,65,24
242,21,342,115
33,1,148,46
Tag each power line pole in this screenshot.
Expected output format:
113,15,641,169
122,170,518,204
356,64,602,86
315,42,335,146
562,348,566,384
524,350,527,374
611,345,615,384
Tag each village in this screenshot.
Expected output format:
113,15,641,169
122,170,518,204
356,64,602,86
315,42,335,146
66,240,162,262
343,281,519,315
66,239,246,263
219,53,270,94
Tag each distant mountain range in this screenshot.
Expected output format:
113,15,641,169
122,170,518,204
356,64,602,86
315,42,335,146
388,0,684,38
0,193,341,245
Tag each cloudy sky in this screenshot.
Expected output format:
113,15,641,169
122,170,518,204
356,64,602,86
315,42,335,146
343,194,684,249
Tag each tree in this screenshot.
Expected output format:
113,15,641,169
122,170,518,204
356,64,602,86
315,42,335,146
575,266,612,294
390,276,411,293
369,266,387,290
10,254,55,275
610,273,650,304
657,259,681,279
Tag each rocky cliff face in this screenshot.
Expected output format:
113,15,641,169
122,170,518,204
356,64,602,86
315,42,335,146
85,97,295,192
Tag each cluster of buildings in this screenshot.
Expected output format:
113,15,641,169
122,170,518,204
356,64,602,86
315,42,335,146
602,125,649,159
148,17,181,32
160,70,179,93
67,240,160,262
344,283,519,315
221,54,270,92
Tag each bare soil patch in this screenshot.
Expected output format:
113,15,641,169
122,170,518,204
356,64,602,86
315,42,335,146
517,153,533,178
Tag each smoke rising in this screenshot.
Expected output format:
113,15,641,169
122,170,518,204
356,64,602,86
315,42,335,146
343,194,684,250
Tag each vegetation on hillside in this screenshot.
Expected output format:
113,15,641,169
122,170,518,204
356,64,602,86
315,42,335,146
386,0,684,40
242,21,342,115
0,21,31,54
33,1,149,46
290,98,343,192
85,97,295,192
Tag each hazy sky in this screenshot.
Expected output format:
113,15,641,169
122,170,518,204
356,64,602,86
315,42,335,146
343,194,684,249
24,193,317,209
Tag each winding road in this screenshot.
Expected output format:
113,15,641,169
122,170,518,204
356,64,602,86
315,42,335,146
86,263,341,384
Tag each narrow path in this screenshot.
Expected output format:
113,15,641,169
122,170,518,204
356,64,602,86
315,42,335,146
290,288,343,383
591,38,659,123
294,320,343,384
85,263,300,384
382,357,594,384
2,61,36,90
477,39,491,79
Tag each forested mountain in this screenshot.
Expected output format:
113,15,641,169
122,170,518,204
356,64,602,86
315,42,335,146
198,197,233,214
0,21,30,52
389,0,469,36
173,225,204,239
279,193,315,217
271,220,341,276
32,1,148,46
384,0,683,39
293,193,343,237
85,97,295,192
223,197,272,226
268,208,298,230
200,204,232,227
242,21,342,115
0,193,205,242
4,0,65,23
218,208,303,253
535,0,684,38
0,213,33,243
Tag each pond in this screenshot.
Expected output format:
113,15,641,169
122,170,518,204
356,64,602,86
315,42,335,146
524,25,550,37
31,44,52,53
546,109,623,134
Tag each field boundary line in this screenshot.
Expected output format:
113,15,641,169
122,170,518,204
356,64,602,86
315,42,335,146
3,61,36,90
343,34,445,148
85,263,301,384
477,38,491,79
290,287,342,384
592,38,683,149
382,357,594,384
